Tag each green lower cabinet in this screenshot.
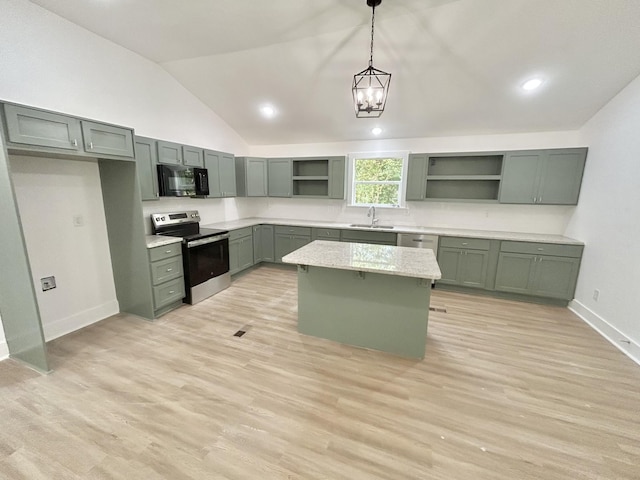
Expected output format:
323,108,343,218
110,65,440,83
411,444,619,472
312,227,341,241
437,247,489,289
274,226,312,262
495,253,580,299
147,243,185,317
229,227,254,275
494,241,583,300
252,224,275,263
340,229,397,246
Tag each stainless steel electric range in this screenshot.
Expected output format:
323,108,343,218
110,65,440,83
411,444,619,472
151,210,230,304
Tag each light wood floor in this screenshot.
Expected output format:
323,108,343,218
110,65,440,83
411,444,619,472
1,265,639,479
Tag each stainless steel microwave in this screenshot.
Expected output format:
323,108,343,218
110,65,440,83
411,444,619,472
157,164,209,197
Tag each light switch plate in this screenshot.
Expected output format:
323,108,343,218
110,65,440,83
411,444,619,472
41,276,56,291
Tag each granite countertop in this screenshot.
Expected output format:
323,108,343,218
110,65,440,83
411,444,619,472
145,235,183,249
282,240,442,280
202,217,584,245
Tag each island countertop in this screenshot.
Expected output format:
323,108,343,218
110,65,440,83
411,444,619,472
282,240,442,280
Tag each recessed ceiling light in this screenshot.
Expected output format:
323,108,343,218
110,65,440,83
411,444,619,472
522,78,543,91
371,127,382,135
260,105,276,118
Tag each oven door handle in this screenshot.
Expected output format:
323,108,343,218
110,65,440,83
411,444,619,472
187,233,230,248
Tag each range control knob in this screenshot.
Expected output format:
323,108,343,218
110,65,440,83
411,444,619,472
160,216,166,221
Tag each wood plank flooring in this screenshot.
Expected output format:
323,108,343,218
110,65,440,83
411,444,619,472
1,264,639,479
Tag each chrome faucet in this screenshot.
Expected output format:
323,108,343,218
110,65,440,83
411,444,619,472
367,205,378,227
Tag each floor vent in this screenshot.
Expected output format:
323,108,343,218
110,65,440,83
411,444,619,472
233,324,252,337
429,306,447,313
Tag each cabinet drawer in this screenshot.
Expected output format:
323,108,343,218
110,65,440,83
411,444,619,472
275,225,312,236
312,227,341,240
341,229,397,244
229,226,253,240
148,242,182,262
440,236,491,250
153,278,185,310
500,241,583,258
150,256,183,285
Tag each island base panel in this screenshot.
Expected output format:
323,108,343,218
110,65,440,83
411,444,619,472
296,266,431,359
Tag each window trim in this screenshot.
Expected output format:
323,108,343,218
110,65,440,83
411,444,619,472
347,151,409,208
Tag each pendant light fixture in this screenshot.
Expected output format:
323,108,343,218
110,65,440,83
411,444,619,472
352,0,391,118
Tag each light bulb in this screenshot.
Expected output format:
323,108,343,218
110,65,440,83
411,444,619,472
522,78,543,91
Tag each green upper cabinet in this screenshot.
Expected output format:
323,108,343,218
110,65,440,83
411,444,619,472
236,157,268,197
204,150,236,198
81,120,134,158
3,104,82,151
157,140,183,165
182,145,204,168
134,136,159,201
499,148,587,205
406,154,428,200
218,153,237,197
328,156,346,199
268,158,293,197
3,103,134,159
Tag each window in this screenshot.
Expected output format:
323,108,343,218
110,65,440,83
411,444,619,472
348,151,408,207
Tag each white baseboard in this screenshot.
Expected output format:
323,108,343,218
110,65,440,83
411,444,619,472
0,338,8,360
42,300,120,342
569,300,640,367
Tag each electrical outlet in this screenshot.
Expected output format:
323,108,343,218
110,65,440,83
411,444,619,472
593,289,600,301
41,276,56,291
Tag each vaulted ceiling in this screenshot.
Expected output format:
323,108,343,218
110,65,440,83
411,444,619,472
29,0,640,145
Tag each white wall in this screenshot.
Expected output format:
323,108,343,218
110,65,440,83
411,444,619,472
0,0,248,345
10,155,118,341
566,74,640,362
141,197,263,234
0,0,248,154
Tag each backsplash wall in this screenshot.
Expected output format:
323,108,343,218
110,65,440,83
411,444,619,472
141,195,574,236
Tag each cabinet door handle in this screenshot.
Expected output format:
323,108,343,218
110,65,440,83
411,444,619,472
72,139,78,147
89,141,94,149
539,196,543,203
539,257,543,263
462,242,468,246
533,196,537,203
166,268,173,272
168,290,175,294
165,250,172,254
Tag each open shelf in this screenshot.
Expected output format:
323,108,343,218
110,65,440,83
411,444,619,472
427,155,503,176
292,175,329,181
426,179,501,200
293,159,329,177
426,175,501,181
423,154,503,201
293,179,329,197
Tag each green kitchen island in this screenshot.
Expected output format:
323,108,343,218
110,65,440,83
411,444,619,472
282,240,442,359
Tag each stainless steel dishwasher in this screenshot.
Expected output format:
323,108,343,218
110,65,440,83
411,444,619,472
397,233,439,252
397,233,439,285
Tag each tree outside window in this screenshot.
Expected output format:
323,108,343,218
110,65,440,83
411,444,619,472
350,154,407,207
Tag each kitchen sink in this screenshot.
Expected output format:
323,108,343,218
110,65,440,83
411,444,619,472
349,223,395,229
